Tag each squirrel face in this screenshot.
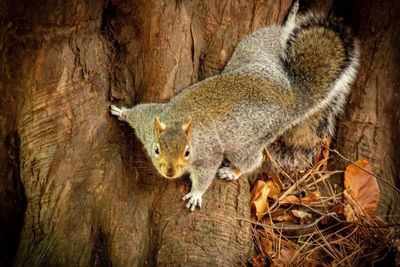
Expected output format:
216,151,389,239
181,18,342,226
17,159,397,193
151,117,192,179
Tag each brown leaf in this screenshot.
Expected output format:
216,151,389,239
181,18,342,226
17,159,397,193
273,213,295,222
291,209,312,224
259,231,273,254
250,180,271,220
321,136,331,160
343,202,357,222
271,248,297,267
268,173,283,197
279,248,298,265
279,195,300,205
251,178,283,220
280,191,321,205
302,191,321,203
315,135,331,171
250,254,267,267
344,159,380,214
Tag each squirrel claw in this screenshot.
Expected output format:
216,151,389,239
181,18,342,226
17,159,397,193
110,105,127,120
183,192,202,211
217,167,240,181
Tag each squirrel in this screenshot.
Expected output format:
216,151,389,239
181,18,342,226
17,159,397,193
110,2,360,211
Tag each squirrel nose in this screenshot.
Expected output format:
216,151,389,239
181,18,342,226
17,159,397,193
166,168,176,177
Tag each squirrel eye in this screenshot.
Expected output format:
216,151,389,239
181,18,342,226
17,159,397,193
155,144,160,157
184,146,190,158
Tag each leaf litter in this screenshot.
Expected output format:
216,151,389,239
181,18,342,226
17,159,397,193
248,140,398,266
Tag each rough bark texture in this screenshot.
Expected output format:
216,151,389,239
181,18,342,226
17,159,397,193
0,0,292,266
333,0,400,220
0,0,399,266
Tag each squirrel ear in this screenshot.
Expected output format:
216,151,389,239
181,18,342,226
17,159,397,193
154,117,166,135
182,118,192,137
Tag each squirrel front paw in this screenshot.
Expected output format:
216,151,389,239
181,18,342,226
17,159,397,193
182,191,203,211
217,167,241,181
110,105,127,120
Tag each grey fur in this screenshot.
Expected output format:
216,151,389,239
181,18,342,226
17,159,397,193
110,4,360,211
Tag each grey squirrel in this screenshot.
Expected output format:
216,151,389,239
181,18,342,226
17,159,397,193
110,2,360,211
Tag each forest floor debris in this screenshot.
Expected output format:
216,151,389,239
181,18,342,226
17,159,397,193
247,143,399,266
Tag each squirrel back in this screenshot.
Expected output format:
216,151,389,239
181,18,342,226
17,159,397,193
223,26,289,88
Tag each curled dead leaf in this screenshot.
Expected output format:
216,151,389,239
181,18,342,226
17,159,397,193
268,173,283,197
344,159,380,214
251,178,283,220
250,180,271,220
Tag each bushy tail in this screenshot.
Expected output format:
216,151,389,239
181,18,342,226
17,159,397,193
281,2,360,110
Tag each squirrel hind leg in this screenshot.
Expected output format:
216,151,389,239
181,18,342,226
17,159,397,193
217,167,241,181
221,143,264,178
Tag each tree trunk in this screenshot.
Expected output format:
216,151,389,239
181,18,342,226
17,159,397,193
0,0,399,266
333,0,400,220
0,0,292,266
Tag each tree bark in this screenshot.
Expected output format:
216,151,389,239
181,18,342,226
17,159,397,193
333,0,400,220
0,0,292,266
1,0,399,266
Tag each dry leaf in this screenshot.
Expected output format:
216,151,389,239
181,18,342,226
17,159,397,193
274,213,295,222
268,173,283,197
259,230,273,254
344,159,380,214
343,190,359,221
271,248,297,267
268,209,295,222
266,180,282,200
251,178,283,220
343,203,357,222
279,248,297,265
302,191,321,203
279,195,300,205
291,209,312,224
280,191,321,205
250,254,267,267
315,135,331,171
250,180,271,220
321,136,331,159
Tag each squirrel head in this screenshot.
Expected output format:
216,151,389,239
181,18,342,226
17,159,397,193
151,117,192,179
